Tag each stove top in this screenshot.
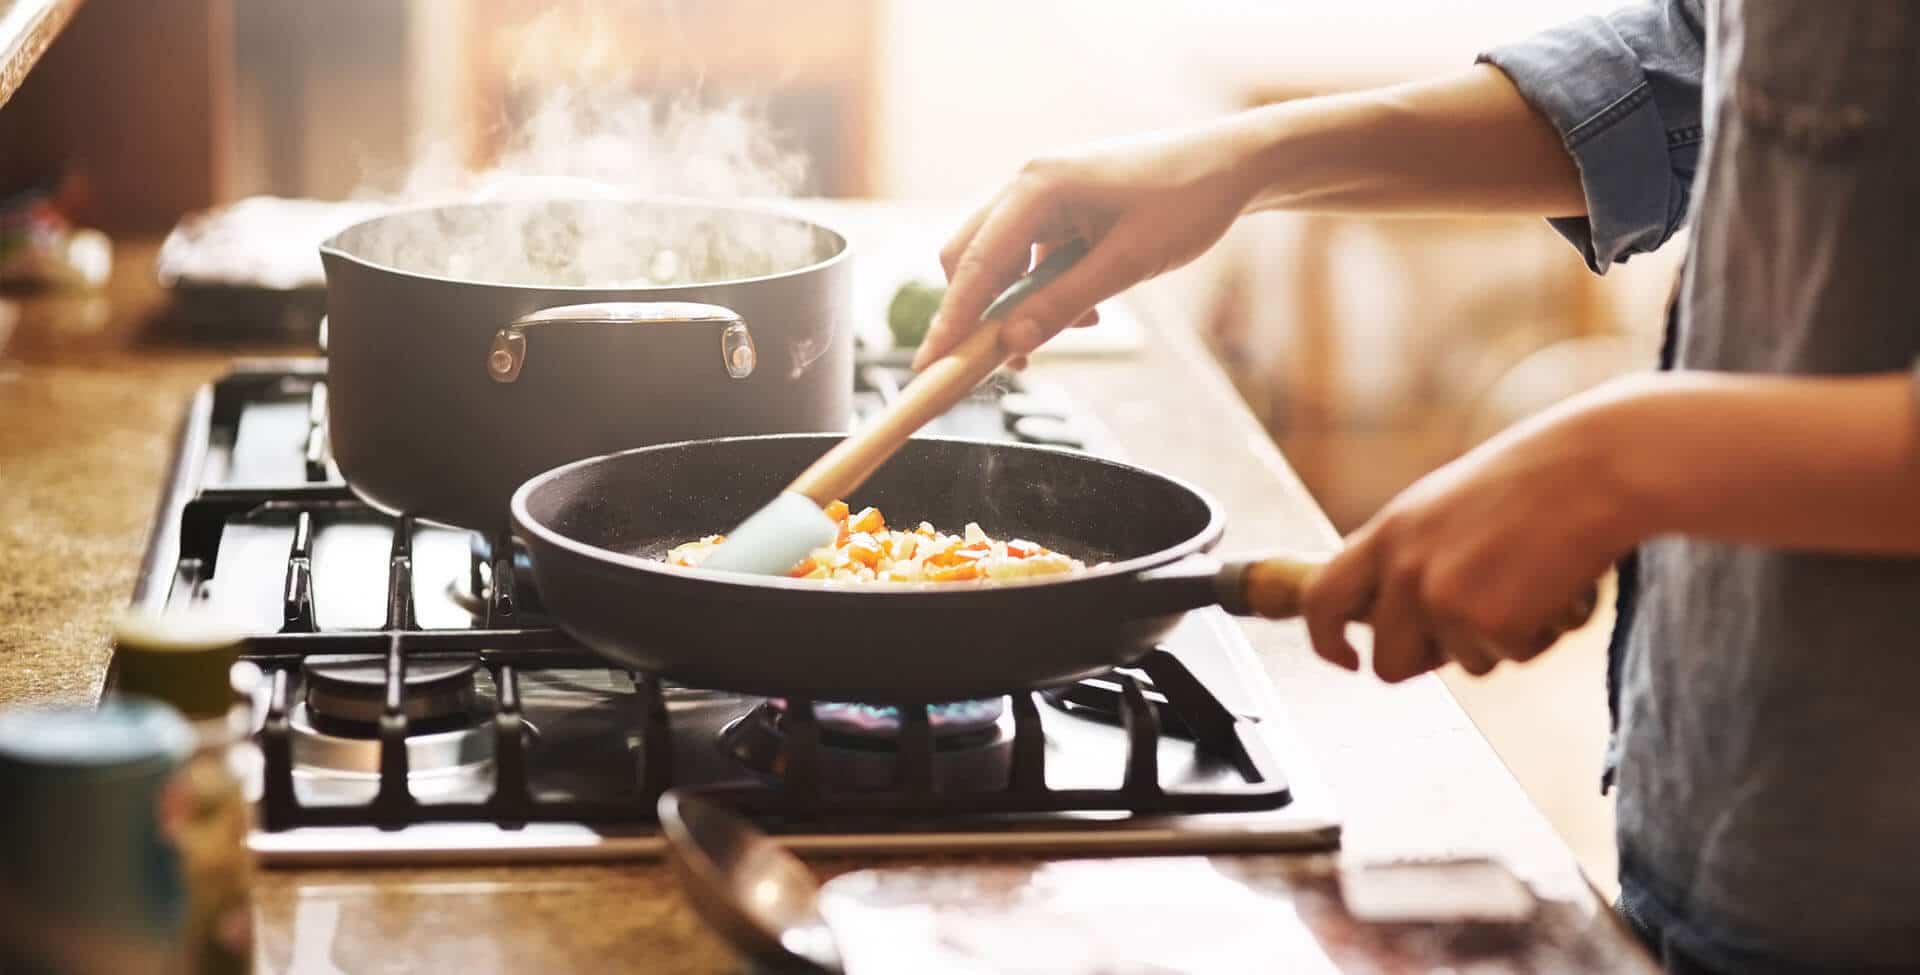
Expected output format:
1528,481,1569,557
114,356,1339,865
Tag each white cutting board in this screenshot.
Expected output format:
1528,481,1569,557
818,857,1342,974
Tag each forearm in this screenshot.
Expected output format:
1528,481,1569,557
1596,372,1920,554
1227,65,1584,217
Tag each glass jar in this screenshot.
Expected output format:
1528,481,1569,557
113,612,258,975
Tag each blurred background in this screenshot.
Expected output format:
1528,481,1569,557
1,0,1689,896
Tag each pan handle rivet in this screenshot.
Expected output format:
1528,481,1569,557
488,329,527,383
722,322,756,379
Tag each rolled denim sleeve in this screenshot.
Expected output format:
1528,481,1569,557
1478,0,1706,273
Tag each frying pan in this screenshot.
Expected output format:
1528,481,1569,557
511,434,1317,702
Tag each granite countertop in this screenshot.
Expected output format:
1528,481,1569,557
0,203,1649,972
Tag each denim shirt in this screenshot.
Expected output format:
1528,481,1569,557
1481,2,1920,971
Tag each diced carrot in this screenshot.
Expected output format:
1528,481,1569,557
1007,540,1041,559
825,500,850,523
928,547,987,567
923,541,962,566
930,562,981,582
849,506,885,534
962,540,991,552
788,559,816,578
846,533,883,567
915,521,936,537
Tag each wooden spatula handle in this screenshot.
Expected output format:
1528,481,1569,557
788,239,1092,507
790,320,1008,505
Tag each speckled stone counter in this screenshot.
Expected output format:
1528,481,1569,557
0,243,231,706
0,208,1649,973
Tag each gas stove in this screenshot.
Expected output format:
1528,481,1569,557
113,356,1339,865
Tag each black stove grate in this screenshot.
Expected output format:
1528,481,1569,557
133,361,1292,834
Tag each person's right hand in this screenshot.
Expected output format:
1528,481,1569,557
915,122,1269,371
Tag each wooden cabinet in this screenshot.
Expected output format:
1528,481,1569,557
0,0,84,111
0,0,232,233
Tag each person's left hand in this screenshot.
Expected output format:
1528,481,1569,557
1301,384,1646,681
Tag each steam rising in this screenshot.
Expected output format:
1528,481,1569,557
339,46,826,288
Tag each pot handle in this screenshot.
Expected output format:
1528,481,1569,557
487,302,756,383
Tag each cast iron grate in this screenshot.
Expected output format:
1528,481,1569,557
137,362,1293,833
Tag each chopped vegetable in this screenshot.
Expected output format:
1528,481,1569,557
930,562,982,582
845,533,883,568
848,506,886,535
665,501,1094,584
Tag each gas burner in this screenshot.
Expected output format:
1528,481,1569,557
720,699,1018,792
286,696,508,807
302,654,479,733
289,698,499,781
772,697,1006,741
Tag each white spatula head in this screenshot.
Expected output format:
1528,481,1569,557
697,491,839,577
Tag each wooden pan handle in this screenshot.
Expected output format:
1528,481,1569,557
1220,555,1602,641
1224,555,1324,619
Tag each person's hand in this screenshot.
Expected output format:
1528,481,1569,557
1301,383,1647,681
915,122,1269,371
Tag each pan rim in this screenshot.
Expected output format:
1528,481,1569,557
509,433,1229,596
317,195,851,292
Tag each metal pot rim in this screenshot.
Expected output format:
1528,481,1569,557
317,194,852,292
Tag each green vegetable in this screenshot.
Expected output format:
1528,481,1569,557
887,280,945,348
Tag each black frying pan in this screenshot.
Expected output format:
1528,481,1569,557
511,434,1320,702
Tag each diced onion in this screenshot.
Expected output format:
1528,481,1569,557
664,504,1093,584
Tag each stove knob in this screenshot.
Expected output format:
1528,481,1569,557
1012,415,1084,449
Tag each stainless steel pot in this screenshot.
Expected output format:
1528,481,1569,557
319,198,852,536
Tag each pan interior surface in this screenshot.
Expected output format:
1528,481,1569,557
524,436,1216,575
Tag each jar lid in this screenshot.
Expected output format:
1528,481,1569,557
111,610,249,720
